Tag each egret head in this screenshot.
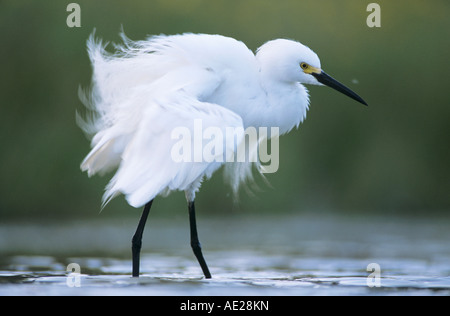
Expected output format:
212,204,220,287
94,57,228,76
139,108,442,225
257,39,367,106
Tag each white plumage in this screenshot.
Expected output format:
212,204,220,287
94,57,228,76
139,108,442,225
78,32,369,278
78,32,358,208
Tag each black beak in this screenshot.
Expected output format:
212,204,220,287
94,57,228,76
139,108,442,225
312,71,368,106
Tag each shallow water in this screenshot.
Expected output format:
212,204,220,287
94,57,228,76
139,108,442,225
1,214,449,296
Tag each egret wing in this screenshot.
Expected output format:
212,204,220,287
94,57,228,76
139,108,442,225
102,91,243,208
79,33,252,207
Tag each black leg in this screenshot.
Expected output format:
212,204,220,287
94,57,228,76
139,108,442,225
131,200,153,277
188,201,212,279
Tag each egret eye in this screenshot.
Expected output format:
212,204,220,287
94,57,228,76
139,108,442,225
300,63,309,70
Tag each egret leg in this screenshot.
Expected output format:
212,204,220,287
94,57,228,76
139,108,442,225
188,201,212,279
131,200,153,277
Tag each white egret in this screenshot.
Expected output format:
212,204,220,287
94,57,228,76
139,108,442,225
78,32,367,278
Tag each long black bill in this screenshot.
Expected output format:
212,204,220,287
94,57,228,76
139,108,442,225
312,71,368,106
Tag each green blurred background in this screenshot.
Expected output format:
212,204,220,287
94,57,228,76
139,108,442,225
0,0,449,220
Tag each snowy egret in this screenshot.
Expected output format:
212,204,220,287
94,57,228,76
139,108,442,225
78,32,367,278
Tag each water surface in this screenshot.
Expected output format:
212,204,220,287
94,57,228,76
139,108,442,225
1,214,449,295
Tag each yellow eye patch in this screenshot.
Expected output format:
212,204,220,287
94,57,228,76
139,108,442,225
300,62,321,75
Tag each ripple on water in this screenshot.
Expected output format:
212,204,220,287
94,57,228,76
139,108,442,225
1,251,449,296
1,215,449,295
